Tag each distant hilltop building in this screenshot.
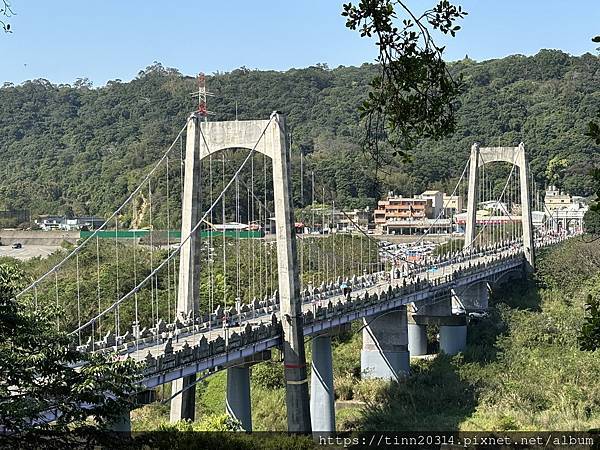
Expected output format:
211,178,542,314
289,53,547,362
544,185,573,211
544,186,587,232
36,215,106,231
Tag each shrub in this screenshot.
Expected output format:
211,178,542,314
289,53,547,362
354,378,395,404
252,361,285,390
194,413,242,431
334,374,356,400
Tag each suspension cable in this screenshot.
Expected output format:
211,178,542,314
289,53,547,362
16,119,190,299
70,115,276,336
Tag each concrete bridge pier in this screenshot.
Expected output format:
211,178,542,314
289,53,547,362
108,409,131,433
224,351,271,431
170,375,196,423
410,296,468,356
439,315,468,356
310,334,335,433
361,306,410,381
226,366,252,431
407,319,428,356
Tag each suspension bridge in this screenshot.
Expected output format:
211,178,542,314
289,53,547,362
15,111,577,433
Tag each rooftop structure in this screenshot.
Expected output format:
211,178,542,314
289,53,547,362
544,185,573,212
36,215,106,231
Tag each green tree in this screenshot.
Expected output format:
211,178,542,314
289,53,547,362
584,207,600,235
0,263,140,444
579,295,600,351
585,38,600,144
579,35,600,352
545,156,569,189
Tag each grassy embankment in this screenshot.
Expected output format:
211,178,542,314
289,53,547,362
133,237,600,432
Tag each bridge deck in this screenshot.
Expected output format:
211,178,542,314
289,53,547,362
117,241,544,388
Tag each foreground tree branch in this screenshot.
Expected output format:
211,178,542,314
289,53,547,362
1,0,13,32
342,0,467,167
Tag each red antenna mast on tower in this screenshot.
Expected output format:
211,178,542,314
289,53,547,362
191,72,215,120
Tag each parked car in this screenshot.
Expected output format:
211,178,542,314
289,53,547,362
11,242,22,249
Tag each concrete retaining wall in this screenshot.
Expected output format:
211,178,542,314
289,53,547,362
0,230,79,245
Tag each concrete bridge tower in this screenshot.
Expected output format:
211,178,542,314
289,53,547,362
171,112,311,432
464,142,535,271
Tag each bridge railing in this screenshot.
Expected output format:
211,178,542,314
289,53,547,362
73,233,574,383
136,248,530,382
76,239,534,355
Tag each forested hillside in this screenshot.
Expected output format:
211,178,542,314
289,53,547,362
0,49,598,218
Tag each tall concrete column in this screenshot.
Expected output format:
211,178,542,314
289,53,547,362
518,143,535,271
270,113,312,433
108,409,131,433
408,321,428,356
310,335,335,433
464,143,480,250
171,115,202,422
361,306,410,381
439,318,467,356
170,375,196,423
226,366,252,431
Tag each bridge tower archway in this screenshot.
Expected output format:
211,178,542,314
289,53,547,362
464,143,535,271
172,112,311,432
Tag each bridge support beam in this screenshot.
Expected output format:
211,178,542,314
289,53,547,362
270,113,312,433
310,334,335,433
226,367,252,431
108,409,131,433
451,282,489,312
439,315,468,356
464,143,480,250
407,322,428,356
170,375,196,423
361,306,410,381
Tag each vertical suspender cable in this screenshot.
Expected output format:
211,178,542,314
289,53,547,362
76,252,81,346
55,271,60,332
115,214,120,337
209,154,214,323
223,153,227,315
166,156,171,324
132,208,139,337
148,180,155,332
311,171,315,287
332,200,336,278
96,235,101,336
236,174,241,302
263,154,268,294
322,187,327,283
251,155,255,299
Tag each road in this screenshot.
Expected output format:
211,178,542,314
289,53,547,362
118,243,527,366
0,245,61,260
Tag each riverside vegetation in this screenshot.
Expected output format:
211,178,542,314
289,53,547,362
126,237,600,432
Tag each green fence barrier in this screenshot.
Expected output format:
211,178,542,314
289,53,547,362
80,230,264,240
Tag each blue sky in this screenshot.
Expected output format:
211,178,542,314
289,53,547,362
1,0,598,86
